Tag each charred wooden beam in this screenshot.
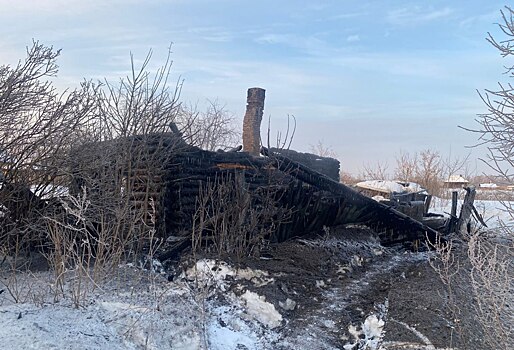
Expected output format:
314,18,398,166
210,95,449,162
262,147,442,244
457,186,476,236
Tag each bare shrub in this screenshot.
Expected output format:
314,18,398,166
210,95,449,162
44,188,97,306
416,149,443,195
191,172,290,264
393,149,442,194
394,150,418,183
471,10,514,185
65,49,183,275
392,149,472,197
428,10,514,347
427,237,461,347
340,171,360,185
0,41,98,252
463,9,514,345
441,152,472,183
178,99,240,151
466,233,512,349
309,140,337,158
360,160,390,180
0,42,237,306
428,231,514,349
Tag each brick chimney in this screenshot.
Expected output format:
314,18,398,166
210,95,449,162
242,87,265,156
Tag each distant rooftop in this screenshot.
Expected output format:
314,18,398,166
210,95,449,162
445,175,469,183
355,180,426,194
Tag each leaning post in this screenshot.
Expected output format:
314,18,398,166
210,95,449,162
457,186,476,237
242,87,265,156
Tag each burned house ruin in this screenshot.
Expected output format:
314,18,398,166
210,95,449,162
66,88,443,260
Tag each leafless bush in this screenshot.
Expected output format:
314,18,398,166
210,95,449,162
309,140,337,158
43,188,97,306
466,233,512,349
428,231,514,349
191,172,289,264
468,6,514,234
392,149,471,197
360,160,390,180
394,151,418,183
65,48,184,271
393,149,443,195
340,171,360,185
429,200,512,348
427,237,461,346
0,41,98,251
0,42,238,306
416,150,443,195
178,100,240,151
441,152,472,183
427,9,514,335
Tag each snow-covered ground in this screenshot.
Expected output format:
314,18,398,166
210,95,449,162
0,250,467,350
0,262,285,350
430,195,514,232
1,197,512,350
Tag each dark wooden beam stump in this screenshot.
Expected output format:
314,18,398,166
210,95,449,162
457,186,476,237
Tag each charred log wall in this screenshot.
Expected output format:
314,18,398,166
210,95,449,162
162,149,298,243
71,134,440,257
69,132,188,235
268,148,340,182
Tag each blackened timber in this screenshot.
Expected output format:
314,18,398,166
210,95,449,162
457,186,477,236
73,132,445,260
262,147,441,243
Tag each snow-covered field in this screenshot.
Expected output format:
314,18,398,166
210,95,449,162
431,195,514,233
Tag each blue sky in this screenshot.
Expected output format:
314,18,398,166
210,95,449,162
0,0,510,175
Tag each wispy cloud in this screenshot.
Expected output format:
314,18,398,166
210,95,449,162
185,26,239,43
459,10,499,28
0,0,501,175
326,12,367,21
0,0,173,14
254,34,291,45
387,6,453,25
346,35,360,43
254,33,329,55
0,0,108,15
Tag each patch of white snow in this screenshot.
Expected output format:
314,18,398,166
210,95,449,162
240,290,283,328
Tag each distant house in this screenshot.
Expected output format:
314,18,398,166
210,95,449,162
354,180,430,221
479,183,498,190
443,175,469,189
355,180,427,199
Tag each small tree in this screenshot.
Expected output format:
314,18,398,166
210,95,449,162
394,150,418,183
178,100,240,151
0,41,97,249
360,160,389,180
415,149,442,195
309,140,337,158
475,6,514,183
475,6,514,233
446,7,514,348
